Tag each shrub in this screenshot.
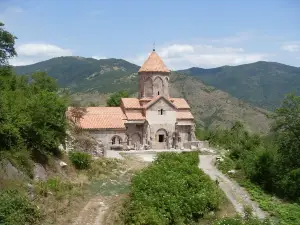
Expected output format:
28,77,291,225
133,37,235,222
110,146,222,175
124,152,223,225
68,151,91,169
0,189,40,225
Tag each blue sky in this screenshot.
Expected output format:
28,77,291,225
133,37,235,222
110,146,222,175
0,0,299,69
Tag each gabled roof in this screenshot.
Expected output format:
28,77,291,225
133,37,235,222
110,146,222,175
125,111,145,120
121,98,142,109
69,107,126,130
144,95,177,109
170,98,191,109
138,51,170,73
176,111,194,120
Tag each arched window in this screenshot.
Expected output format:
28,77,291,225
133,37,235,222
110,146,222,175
111,136,122,145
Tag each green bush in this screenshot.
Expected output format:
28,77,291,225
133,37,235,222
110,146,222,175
124,152,223,225
68,151,91,170
106,90,129,106
0,189,40,225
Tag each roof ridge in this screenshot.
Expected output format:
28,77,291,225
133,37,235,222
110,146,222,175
144,95,177,109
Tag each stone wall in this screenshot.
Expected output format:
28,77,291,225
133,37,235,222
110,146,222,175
89,129,126,149
138,72,170,98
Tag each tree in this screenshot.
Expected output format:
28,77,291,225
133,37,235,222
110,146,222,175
272,93,300,142
0,22,17,65
69,107,87,123
106,90,129,106
30,72,58,93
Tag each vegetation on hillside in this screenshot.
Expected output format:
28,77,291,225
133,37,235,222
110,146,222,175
0,22,69,225
106,90,129,106
0,22,67,164
197,93,300,224
170,72,270,133
179,62,300,110
14,56,140,94
123,152,223,225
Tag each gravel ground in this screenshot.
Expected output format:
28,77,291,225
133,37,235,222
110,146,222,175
199,154,266,219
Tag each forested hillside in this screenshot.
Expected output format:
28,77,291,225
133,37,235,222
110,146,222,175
14,57,140,94
179,62,300,110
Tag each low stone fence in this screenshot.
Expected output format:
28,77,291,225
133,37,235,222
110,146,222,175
183,140,210,149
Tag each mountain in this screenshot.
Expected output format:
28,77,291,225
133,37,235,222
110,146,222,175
178,61,300,110
14,56,271,133
14,56,140,94
170,73,270,133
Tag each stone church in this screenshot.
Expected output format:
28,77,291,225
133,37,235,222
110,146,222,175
68,49,196,150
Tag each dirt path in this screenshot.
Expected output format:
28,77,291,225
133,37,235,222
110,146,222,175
71,156,147,225
72,196,108,225
199,155,266,219
72,152,266,224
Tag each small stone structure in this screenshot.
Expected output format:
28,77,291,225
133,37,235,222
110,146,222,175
67,49,196,150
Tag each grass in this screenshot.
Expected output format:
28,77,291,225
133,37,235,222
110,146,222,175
88,176,131,196
0,189,41,225
217,159,300,225
237,178,300,225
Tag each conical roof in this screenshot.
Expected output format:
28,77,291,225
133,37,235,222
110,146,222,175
138,50,170,73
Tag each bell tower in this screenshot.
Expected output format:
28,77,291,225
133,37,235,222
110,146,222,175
138,49,170,99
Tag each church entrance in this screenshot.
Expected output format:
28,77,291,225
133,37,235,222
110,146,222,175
158,134,164,142
154,128,168,149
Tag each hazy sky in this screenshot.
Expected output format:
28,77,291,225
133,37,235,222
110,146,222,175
1,0,299,69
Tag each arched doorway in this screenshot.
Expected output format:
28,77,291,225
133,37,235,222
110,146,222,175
111,135,122,145
154,128,168,149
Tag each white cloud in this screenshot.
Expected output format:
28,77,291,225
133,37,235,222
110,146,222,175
17,43,72,57
130,43,268,69
92,55,107,60
281,42,300,52
160,44,194,58
10,43,73,66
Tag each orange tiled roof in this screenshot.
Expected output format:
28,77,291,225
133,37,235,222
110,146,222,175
121,98,142,109
176,111,194,120
139,97,152,102
138,51,170,73
170,98,190,109
125,111,145,120
69,107,126,130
